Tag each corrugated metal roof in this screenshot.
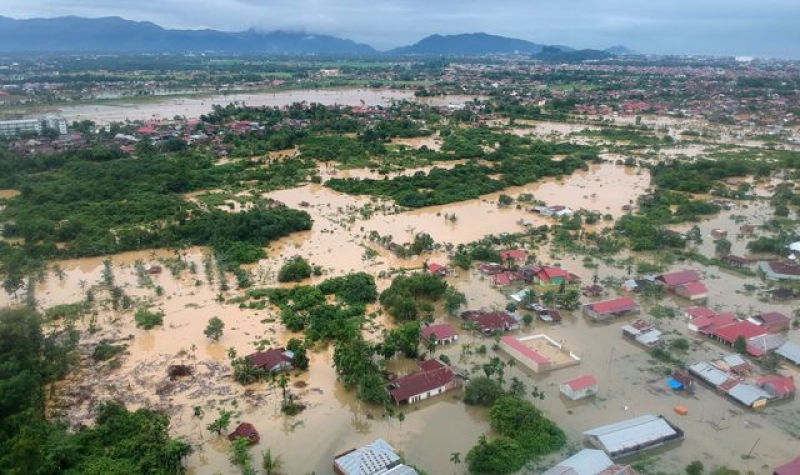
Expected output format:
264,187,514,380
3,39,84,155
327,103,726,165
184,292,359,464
727,383,771,406
335,439,400,475
383,465,419,475
542,449,614,475
689,361,730,387
776,341,800,365
583,415,679,456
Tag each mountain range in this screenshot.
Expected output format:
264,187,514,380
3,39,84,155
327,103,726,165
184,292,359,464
0,16,631,57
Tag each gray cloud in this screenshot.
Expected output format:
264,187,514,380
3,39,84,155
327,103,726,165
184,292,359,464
4,0,800,57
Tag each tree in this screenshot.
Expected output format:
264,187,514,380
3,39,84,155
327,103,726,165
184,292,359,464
286,338,309,370
444,287,467,316
204,316,225,341
715,238,732,257
277,256,312,283
207,410,233,434
733,336,747,354
686,461,705,475
450,452,461,474
261,449,284,475
466,435,527,475
230,436,253,468
463,377,504,406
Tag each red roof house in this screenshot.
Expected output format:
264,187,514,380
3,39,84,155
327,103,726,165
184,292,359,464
583,297,640,321
464,311,520,335
421,323,458,345
658,270,701,288
387,360,461,405
752,312,791,333
247,348,293,373
535,266,576,287
674,281,709,301
426,262,449,276
228,422,260,444
560,374,599,400
758,375,796,400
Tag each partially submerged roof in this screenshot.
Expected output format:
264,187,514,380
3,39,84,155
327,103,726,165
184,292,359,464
773,455,800,475
421,323,457,341
586,297,639,315
563,374,599,392
541,449,615,475
689,361,730,387
583,415,681,457
334,439,402,475
727,383,771,406
776,340,800,365
658,269,701,286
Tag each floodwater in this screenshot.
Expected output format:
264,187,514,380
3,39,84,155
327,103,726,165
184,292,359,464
7,150,800,474
55,89,415,125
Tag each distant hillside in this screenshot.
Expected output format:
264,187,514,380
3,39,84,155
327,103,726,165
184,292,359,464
533,46,615,62
605,45,635,55
389,33,551,55
0,16,376,54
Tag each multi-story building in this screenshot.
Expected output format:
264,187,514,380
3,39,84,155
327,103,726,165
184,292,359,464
0,115,68,137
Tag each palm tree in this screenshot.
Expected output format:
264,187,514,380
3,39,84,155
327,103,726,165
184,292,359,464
450,452,461,474
261,449,284,475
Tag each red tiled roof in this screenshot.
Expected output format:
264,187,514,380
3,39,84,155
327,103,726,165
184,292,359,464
677,281,708,296
659,269,701,286
757,375,796,396
418,359,445,372
427,263,446,274
493,273,512,286
421,324,457,342
389,365,455,402
755,311,790,328
228,422,259,442
247,348,291,370
564,374,598,391
767,262,800,276
588,297,639,315
713,321,768,344
537,266,572,283
500,336,551,365
701,312,739,334
466,312,517,332
686,307,716,319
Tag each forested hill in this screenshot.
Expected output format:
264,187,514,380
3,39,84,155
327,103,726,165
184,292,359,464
0,16,376,54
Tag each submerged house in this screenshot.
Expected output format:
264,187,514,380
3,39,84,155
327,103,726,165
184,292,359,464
387,359,462,405
462,310,520,335
333,439,418,475
421,323,458,345
560,374,599,400
543,449,640,475
583,297,640,322
621,320,663,348
583,415,684,459
228,423,260,444
247,348,294,373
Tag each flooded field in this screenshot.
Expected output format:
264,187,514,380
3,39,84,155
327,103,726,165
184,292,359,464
55,89,415,125
6,147,799,475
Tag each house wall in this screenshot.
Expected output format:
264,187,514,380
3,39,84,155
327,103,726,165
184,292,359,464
560,384,598,400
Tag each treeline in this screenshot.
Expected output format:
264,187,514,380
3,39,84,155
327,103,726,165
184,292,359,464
0,146,313,292
0,307,190,474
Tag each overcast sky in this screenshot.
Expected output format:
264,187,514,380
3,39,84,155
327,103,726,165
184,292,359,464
4,0,800,58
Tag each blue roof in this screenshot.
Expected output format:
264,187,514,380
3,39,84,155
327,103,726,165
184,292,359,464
668,378,684,390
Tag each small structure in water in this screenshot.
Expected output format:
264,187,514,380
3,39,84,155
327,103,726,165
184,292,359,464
582,414,684,459
228,422,259,444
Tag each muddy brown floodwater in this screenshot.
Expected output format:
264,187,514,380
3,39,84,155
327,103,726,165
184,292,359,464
10,158,800,475
54,89,416,125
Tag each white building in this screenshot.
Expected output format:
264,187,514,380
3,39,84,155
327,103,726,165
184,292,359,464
0,115,67,137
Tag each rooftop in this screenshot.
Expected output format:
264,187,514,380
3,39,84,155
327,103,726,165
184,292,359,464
583,415,682,458
658,269,701,286
564,374,599,392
